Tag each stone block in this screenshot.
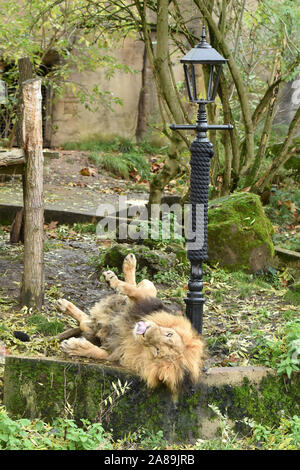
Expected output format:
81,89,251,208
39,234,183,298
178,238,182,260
3,356,300,442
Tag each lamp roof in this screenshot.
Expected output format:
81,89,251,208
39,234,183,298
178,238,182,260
180,26,227,65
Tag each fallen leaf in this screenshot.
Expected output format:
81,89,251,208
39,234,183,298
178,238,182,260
80,167,97,177
47,221,59,230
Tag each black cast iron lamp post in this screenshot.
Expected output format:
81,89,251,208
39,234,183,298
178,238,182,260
170,26,233,334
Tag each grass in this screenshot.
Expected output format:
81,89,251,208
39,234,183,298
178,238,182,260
101,152,150,180
63,136,166,155
62,136,168,181
27,314,65,336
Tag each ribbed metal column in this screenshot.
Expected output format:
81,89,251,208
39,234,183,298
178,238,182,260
184,103,214,333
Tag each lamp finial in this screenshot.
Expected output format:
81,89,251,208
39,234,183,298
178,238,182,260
198,24,211,49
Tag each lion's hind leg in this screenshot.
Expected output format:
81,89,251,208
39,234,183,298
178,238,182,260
61,337,109,360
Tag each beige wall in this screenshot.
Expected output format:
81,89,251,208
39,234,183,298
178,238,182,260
51,0,298,147
51,35,185,147
51,37,145,146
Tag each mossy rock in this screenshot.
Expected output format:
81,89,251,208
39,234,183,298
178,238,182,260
207,192,274,273
103,243,177,275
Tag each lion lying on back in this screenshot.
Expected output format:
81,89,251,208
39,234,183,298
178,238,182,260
57,253,205,397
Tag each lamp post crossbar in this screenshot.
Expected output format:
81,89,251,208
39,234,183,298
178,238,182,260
170,124,233,131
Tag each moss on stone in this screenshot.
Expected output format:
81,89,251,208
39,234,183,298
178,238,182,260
208,192,274,273
3,357,300,442
208,374,300,432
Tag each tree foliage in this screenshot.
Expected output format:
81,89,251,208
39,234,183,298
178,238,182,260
68,0,300,198
0,0,130,132
0,0,299,198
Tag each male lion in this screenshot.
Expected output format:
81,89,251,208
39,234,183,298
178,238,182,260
57,253,205,397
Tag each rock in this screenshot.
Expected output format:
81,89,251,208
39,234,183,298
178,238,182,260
207,192,274,273
103,243,177,275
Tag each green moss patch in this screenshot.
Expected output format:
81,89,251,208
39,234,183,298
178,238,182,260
208,192,274,272
3,357,299,443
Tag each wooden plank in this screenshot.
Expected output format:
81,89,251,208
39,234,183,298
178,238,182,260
0,148,25,166
0,150,58,174
275,246,300,260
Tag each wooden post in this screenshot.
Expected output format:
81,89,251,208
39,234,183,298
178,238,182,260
10,58,34,244
20,78,44,309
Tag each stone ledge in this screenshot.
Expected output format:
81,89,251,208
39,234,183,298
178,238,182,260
3,355,300,442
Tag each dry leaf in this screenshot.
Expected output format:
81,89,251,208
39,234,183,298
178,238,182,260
44,221,58,230
80,167,97,177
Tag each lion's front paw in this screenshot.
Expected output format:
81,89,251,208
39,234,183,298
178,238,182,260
57,298,70,313
103,270,118,288
60,337,91,357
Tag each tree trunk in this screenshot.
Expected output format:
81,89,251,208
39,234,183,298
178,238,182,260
10,58,34,244
16,58,34,147
253,105,300,193
148,134,183,205
10,209,24,244
20,78,44,309
136,45,150,142
246,56,282,186
194,0,255,173
137,0,187,208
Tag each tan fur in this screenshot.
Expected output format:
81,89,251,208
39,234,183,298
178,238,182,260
58,254,205,397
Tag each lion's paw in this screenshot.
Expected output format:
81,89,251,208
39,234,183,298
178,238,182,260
123,253,136,270
103,270,118,287
57,298,69,313
60,337,91,357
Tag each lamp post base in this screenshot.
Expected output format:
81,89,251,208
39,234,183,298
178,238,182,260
184,261,205,334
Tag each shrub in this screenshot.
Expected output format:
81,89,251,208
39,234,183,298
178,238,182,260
251,319,300,378
0,406,112,450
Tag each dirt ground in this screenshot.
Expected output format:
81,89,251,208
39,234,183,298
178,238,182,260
0,150,299,371
0,237,111,312
0,150,149,214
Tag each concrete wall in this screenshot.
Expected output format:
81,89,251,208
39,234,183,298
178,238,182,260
49,1,299,147
51,34,185,147
51,37,145,146
4,355,300,442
